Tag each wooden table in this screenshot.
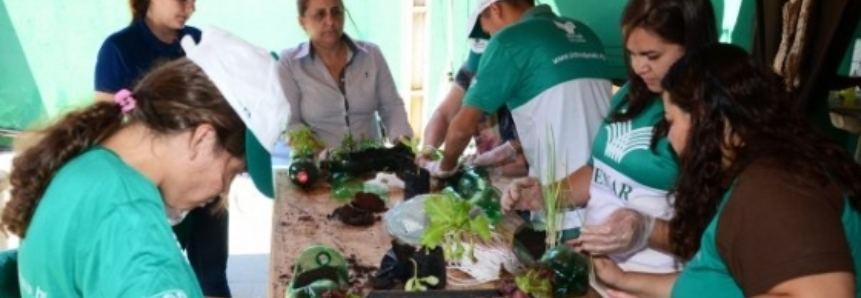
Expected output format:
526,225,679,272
268,170,399,298
268,171,517,298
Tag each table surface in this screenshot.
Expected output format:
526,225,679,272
267,170,399,298
267,170,612,298
267,170,522,298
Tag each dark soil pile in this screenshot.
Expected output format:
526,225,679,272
329,192,388,226
328,205,377,227
351,192,387,212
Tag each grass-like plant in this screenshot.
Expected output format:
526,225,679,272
541,126,567,249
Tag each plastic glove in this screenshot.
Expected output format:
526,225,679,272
500,177,544,212
574,208,655,255
465,141,518,167
423,160,457,178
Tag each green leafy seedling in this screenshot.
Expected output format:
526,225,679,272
288,127,324,157
404,258,440,292
419,192,491,262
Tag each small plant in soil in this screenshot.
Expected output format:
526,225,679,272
404,258,440,292
326,135,417,183
287,128,325,189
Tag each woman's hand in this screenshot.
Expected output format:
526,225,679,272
501,177,544,212
568,208,655,255
593,256,627,289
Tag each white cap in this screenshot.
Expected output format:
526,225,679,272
181,26,290,198
465,0,502,38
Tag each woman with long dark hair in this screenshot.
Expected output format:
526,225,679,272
10,29,288,297
502,0,719,290
594,43,861,298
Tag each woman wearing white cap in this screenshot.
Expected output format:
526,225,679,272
279,0,413,148
4,28,288,298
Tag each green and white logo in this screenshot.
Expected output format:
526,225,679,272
604,122,652,163
554,20,584,43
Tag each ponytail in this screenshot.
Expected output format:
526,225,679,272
3,103,123,237
129,0,149,24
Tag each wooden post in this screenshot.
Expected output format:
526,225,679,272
408,0,428,137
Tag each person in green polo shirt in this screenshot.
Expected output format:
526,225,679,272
3,28,289,298
593,43,861,298
424,0,611,188
421,36,527,177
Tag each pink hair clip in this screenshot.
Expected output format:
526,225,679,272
114,89,137,114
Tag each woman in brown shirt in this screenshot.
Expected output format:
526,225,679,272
593,43,861,298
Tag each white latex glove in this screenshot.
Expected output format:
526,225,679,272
575,208,655,255
465,141,517,167
501,177,544,212
423,160,457,178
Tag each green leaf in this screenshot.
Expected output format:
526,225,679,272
419,222,448,249
423,194,456,225
421,193,492,261
454,241,466,259
405,278,418,292
515,268,553,298
421,275,440,286
469,215,492,241
288,127,324,154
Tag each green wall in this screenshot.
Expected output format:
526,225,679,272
0,0,756,137
0,0,45,131
549,0,755,81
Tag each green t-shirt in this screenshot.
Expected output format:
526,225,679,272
463,4,612,184
586,84,679,272
18,147,202,298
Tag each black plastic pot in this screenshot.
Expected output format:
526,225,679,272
513,226,547,265
372,240,446,290
401,168,431,200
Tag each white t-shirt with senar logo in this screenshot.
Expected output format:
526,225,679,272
587,84,680,272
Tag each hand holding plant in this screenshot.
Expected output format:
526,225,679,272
501,177,544,212
464,141,518,167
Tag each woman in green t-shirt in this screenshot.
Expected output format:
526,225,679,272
594,43,861,298
3,28,288,298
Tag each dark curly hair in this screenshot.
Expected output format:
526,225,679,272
3,59,245,238
610,0,718,123
659,43,861,259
